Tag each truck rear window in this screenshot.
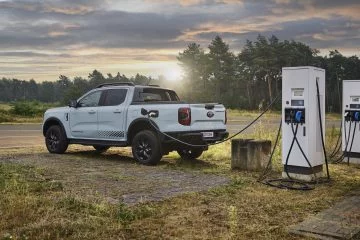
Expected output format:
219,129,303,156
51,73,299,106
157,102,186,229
133,88,180,102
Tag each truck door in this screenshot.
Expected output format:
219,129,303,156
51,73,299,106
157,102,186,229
69,90,102,139
97,88,128,141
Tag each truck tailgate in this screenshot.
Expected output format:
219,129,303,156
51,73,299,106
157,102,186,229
190,103,226,131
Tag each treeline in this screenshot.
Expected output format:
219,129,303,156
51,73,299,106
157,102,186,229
0,71,166,104
177,35,360,112
1,35,360,112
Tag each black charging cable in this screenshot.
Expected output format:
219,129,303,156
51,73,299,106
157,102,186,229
333,120,352,163
283,122,299,179
257,120,282,182
316,80,330,180
346,121,357,165
259,118,315,191
329,119,342,158
290,122,317,180
145,94,281,148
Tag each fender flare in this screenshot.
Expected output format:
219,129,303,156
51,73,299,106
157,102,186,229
43,117,67,137
127,117,161,143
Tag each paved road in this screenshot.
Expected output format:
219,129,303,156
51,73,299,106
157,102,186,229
0,118,341,149
0,124,43,149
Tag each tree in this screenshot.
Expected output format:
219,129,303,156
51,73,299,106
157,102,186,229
88,70,105,88
27,79,38,100
208,36,236,106
177,43,209,102
132,74,152,85
64,77,88,103
238,35,319,109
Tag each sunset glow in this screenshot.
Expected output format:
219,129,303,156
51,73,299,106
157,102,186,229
163,64,183,82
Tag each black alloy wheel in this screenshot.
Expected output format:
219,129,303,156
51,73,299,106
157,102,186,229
132,130,162,165
45,125,68,154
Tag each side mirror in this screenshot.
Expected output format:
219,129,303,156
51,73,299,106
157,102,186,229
69,100,78,108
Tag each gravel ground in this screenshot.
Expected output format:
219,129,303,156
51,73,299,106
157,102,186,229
0,148,230,205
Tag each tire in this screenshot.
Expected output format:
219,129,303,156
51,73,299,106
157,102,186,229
177,148,203,160
93,145,110,153
45,125,68,154
132,130,162,165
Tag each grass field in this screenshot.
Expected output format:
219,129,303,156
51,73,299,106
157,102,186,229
0,124,358,240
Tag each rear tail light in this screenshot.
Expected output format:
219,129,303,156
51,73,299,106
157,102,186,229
225,110,227,124
178,107,191,126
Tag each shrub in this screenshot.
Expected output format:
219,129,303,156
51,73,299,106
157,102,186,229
0,109,14,123
10,101,57,117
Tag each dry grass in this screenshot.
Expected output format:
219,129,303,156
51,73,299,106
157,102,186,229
227,109,281,119
0,122,359,239
0,103,11,111
2,159,357,239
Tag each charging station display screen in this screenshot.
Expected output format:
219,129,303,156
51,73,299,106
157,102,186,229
351,96,360,102
292,89,304,97
291,100,304,106
350,104,360,109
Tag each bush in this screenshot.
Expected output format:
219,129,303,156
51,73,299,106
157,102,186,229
10,101,57,117
0,109,14,123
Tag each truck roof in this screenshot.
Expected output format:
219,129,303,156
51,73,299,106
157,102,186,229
96,82,163,88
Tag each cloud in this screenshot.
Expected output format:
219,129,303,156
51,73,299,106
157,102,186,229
145,0,244,6
0,0,109,15
0,0,359,81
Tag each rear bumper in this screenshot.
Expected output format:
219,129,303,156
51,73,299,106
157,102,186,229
161,129,229,144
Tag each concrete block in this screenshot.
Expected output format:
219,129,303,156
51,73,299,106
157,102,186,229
231,139,271,171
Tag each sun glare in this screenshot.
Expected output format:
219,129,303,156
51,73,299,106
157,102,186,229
163,65,183,81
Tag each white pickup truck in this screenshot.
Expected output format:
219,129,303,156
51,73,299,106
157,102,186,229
42,82,228,165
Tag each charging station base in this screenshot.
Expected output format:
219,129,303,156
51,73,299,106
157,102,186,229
344,152,360,164
282,165,324,182
346,158,360,164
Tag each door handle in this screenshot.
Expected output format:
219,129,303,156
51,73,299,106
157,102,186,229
88,110,96,114
113,110,122,114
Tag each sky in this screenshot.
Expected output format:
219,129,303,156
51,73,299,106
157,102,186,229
0,0,359,82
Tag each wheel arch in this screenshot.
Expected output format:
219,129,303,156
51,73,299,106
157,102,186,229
127,118,160,144
43,117,67,137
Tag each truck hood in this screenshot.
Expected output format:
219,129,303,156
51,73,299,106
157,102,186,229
45,106,69,114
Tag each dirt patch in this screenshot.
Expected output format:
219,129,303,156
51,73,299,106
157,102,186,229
0,148,229,205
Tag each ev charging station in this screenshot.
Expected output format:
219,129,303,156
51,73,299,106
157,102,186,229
282,66,326,181
342,80,360,164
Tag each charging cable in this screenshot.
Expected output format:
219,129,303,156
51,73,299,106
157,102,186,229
145,94,281,148
333,120,353,163
316,80,330,180
346,121,357,165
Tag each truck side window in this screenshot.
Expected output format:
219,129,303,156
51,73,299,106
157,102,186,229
140,89,176,102
101,89,128,106
78,91,102,107
168,91,180,101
